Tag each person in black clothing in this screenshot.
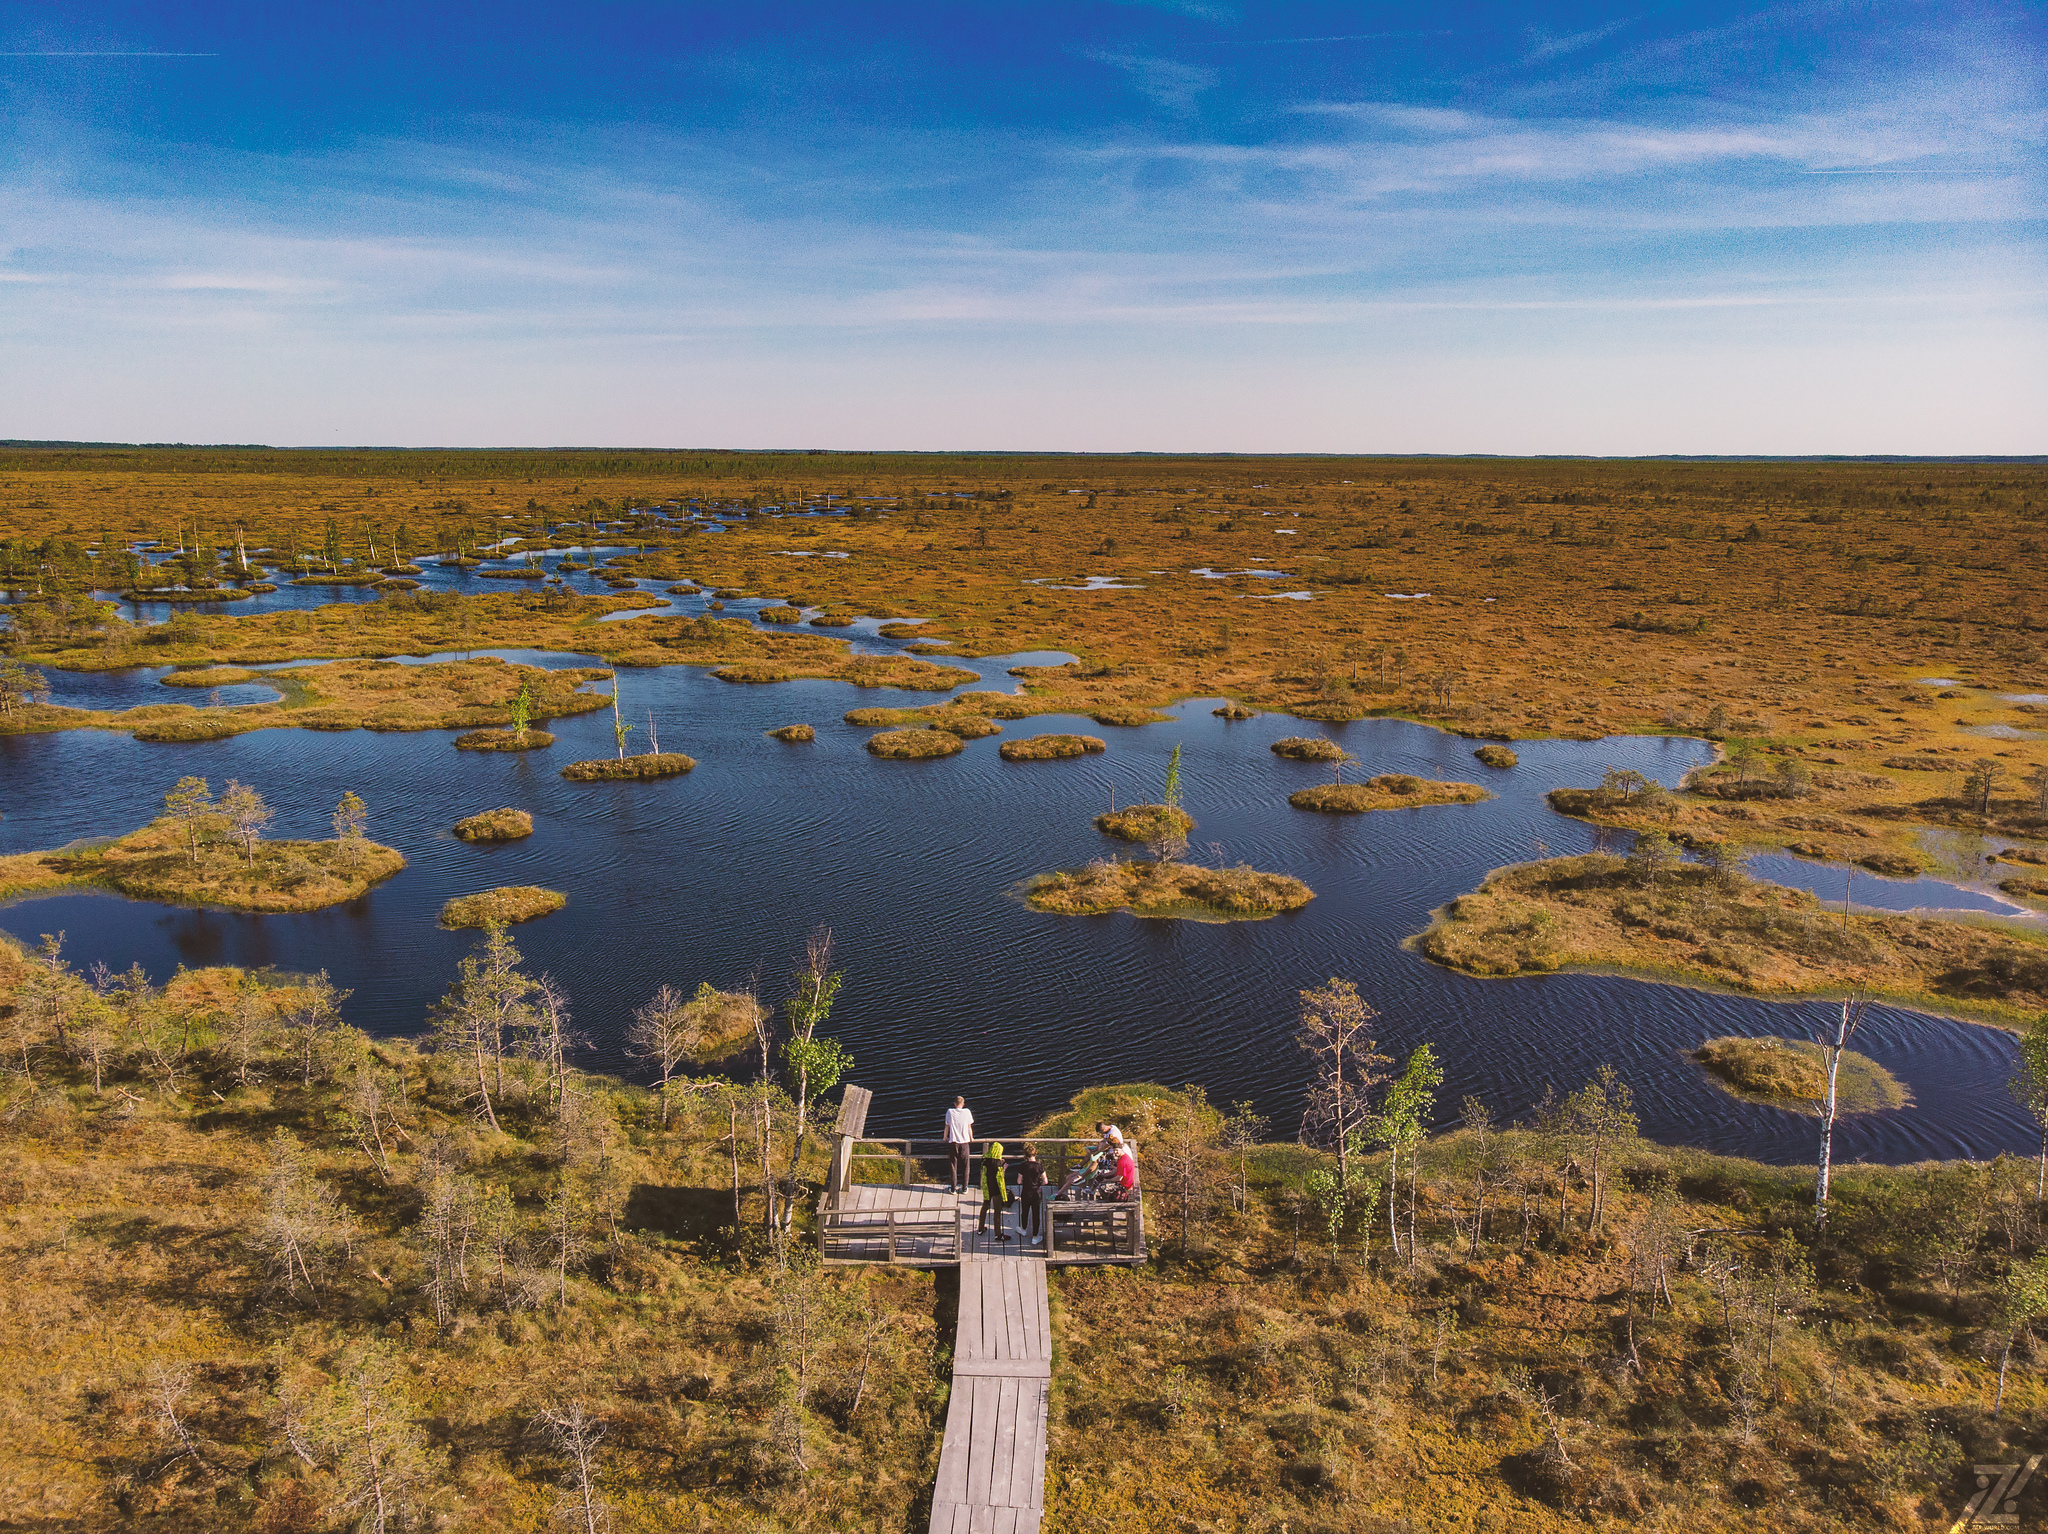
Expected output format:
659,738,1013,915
977,1140,1011,1241
1013,1143,1047,1245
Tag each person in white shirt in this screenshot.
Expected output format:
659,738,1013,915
943,1096,975,1193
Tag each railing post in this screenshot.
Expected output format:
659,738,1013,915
887,1209,897,1263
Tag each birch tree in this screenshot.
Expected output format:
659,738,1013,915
1813,991,1874,1233
779,928,849,1228
2008,1016,2048,1201
1375,1043,1442,1267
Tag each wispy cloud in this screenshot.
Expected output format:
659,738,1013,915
1522,17,1637,65
1085,50,1219,113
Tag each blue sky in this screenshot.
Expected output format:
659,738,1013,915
1,1,2041,451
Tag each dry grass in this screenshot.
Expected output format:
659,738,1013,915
1417,853,2048,1023
0,818,404,913
1474,744,1519,768
1000,734,1106,762
1025,857,1313,919
439,885,566,927
766,723,815,742
1288,775,1489,813
452,808,534,842
560,753,695,780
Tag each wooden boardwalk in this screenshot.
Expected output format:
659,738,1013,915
811,1093,1143,1534
929,1254,1051,1534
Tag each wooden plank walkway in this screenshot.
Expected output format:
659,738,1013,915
929,1254,1051,1534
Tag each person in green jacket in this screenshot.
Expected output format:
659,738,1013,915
977,1139,1012,1242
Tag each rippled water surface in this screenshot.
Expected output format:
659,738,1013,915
2,635,2036,1162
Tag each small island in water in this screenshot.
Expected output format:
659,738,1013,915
1692,1035,1908,1115
1026,857,1313,921
0,792,403,914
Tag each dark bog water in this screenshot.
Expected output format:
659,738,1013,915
1,639,2037,1163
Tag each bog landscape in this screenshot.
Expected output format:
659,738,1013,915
0,445,2044,1531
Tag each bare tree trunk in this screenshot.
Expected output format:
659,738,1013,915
473,1043,500,1131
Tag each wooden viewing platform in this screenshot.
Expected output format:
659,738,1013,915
817,1088,1145,1534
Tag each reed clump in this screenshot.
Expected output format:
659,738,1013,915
561,753,696,780
1093,804,1195,842
1212,703,1255,719
1474,744,1519,768
865,729,963,760
453,808,534,842
1692,1035,1907,1114
758,605,803,623
439,885,566,928
999,734,1105,761
712,662,795,684
767,724,815,742
1288,776,1489,813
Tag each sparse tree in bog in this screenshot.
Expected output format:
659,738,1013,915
1813,990,1874,1234
1295,978,1388,1193
0,657,49,717
217,778,273,865
628,983,701,1128
779,928,849,1229
12,932,75,1079
281,971,348,1087
164,775,214,863
1221,1099,1269,1213
1627,829,1678,888
332,790,369,869
2008,1017,2048,1201
1153,1083,1226,1255
1991,1256,2048,1416
1964,757,2003,818
533,1402,613,1534
1375,1042,1442,1266
253,1128,355,1297
429,923,536,1132
221,971,276,1086
275,1341,440,1534
1565,1064,1638,1229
